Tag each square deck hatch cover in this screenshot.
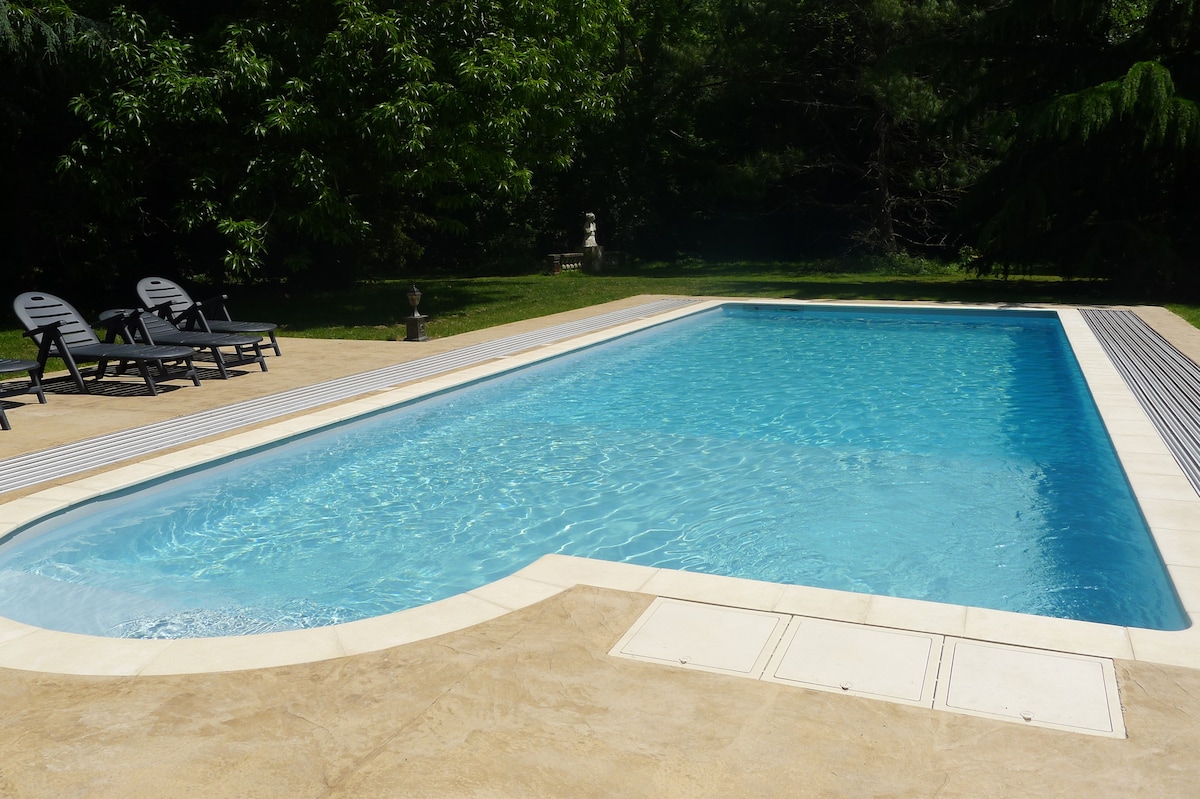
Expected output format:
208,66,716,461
764,618,943,706
609,597,788,677
935,639,1125,738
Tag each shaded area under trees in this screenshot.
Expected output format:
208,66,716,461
2,0,1197,296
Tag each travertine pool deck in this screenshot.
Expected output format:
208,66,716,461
1,296,1199,797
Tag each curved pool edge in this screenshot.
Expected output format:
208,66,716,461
1,300,1199,675
0,552,1199,676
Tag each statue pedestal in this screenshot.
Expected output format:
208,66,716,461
404,314,429,342
584,246,604,272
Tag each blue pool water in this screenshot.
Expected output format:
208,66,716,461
0,305,1187,636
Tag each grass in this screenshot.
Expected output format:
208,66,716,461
3,260,1199,364
1167,303,1200,329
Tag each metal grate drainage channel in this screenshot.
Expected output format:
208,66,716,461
1081,308,1200,496
0,298,700,496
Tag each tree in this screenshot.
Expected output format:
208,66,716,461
8,0,627,289
550,0,986,262
951,0,1200,291
696,0,987,256
0,1,100,288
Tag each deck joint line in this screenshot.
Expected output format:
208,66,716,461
0,298,700,494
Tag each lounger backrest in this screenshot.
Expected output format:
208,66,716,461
13,292,101,350
136,277,194,318
134,310,180,341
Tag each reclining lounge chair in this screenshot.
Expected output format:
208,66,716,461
13,292,200,396
136,277,282,356
100,309,268,380
0,358,46,430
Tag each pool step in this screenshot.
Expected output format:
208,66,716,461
0,298,700,495
1081,308,1200,495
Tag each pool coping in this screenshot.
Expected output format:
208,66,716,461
0,299,1198,676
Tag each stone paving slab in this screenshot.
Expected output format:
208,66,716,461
0,586,1198,798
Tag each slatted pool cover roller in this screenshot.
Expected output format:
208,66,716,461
0,298,699,495
1080,308,1200,496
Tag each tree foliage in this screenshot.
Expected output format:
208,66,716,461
952,0,1200,290
3,0,1199,295
4,0,626,289
548,0,989,261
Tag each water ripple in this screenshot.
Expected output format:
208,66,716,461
0,307,1185,636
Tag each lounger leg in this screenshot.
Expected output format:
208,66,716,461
183,358,200,386
249,342,268,372
136,360,160,396
31,327,87,394
211,347,230,379
62,350,90,394
29,369,46,404
0,406,9,431
268,331,281,356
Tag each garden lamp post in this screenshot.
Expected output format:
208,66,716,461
404,284,429,342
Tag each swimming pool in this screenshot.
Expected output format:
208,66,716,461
0,303,1187,637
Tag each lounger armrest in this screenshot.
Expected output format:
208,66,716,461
97,308,139,324
96,308,142,344
198,294,232,321
22,320,63,340
22,320,66,341
23,320,64,364
147,300,182,322
167,301,213,332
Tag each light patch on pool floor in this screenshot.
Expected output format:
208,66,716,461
610,598,1126,738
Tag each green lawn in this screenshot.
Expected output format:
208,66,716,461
3,261,1199,363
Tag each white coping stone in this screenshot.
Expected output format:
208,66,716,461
1127,620,1200,669
1097,402,1164,423
73,462,179,493
961,607,1134,661
1118,450,1200,477
935,638,1126,738
515,553,660,594
0,616,37,646
331,592,512,659
771,583,874,623
1107,432,1178,455
764,617,942,706
0,496,73,527
142,626,346,676
609,597,789,677
0,628,171,676
28,482,122,505
1152,529,1200,568
0,301,1198,677
863,593,968,637
467,574,571,611
1165,564,1200,612
1141,498,1200,532
145,442,246,465
1126,472,1200,502
639,568,788,610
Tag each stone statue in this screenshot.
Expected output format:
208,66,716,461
582,212,603,271
583,212,598,249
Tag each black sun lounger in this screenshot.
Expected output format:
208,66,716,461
13,292,200,396
0,358,46,430
136,276,282,356
100,309,268,380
